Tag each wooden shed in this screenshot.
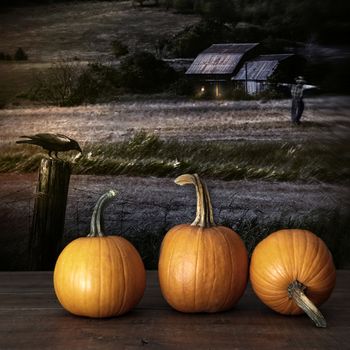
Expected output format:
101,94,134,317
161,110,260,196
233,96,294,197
232,54,296,94
185,43,259,97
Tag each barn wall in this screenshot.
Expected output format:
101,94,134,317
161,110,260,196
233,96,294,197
234,81,268,95
247,81,266,94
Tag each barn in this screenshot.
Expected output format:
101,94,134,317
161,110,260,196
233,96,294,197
185,43,259,97
232,54,296,94
186,43,301,97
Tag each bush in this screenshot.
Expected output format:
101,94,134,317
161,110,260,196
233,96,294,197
228,87,254,101
28,55,178,105
68,69,103,105
86,62,121,90
170,77,195,96
28,61,118,106
111,39,129,58
118,51,178,93
28,61,82,106
14,47,28,61
0,52,12,60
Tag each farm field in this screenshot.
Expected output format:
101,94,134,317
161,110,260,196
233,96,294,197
0,0,200,102
0,1,199,62
0,96,349,269
1,96,349,143
0,1,349,270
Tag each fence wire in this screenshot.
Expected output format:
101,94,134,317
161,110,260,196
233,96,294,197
0,179,347,269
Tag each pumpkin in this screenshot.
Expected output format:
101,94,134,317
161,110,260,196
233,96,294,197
250,229,336,327
53,190,146,318
158,173,248,313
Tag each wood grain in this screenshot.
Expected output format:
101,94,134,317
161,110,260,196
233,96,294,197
29,158,71,270
0,271,348,349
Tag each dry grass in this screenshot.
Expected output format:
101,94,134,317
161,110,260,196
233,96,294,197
1,132,349,183
0,1,199,61
1,96,349,143
1,97,349,181
0,1,200,102
0,97,349,269
0,173,349,269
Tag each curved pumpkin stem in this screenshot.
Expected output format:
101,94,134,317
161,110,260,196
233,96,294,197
88,189,117,237
288,280,327,328
175,173,215,228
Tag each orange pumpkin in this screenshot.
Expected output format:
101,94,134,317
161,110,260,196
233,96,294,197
158,174,248,313
54,190,146,318
250,229,336,327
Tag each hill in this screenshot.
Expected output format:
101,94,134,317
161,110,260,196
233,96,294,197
0,1,200,103
0,1,199,61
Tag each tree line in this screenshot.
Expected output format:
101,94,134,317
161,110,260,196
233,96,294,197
2,0,348,45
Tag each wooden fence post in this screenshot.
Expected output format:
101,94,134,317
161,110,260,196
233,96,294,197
29,158,71,270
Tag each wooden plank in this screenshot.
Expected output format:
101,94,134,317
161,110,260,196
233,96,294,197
0,271,349,349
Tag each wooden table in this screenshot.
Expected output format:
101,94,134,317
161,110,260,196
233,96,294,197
0,271,349,349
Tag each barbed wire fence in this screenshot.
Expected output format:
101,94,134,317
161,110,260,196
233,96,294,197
0,181,347,269
0,183,259,269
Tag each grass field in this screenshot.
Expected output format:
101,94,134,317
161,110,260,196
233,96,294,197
0,1,349,270
1,96,349,182
0,1,199,61
1,96,349,142
1,132,349,183
0,1,199,103
0,97,349,269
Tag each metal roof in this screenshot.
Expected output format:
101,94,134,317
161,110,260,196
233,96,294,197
186,43,259,75
233,54,294,81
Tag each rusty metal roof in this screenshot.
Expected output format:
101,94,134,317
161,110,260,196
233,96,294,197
186,43,259,75
233,54,294,81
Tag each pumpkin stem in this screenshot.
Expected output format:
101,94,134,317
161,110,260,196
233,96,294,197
288,280,327,328
175,173,215,228
88,189,117,237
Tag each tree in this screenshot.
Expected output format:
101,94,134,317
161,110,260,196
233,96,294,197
28,60,104,106
118,51,177,93
14,47,28,60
